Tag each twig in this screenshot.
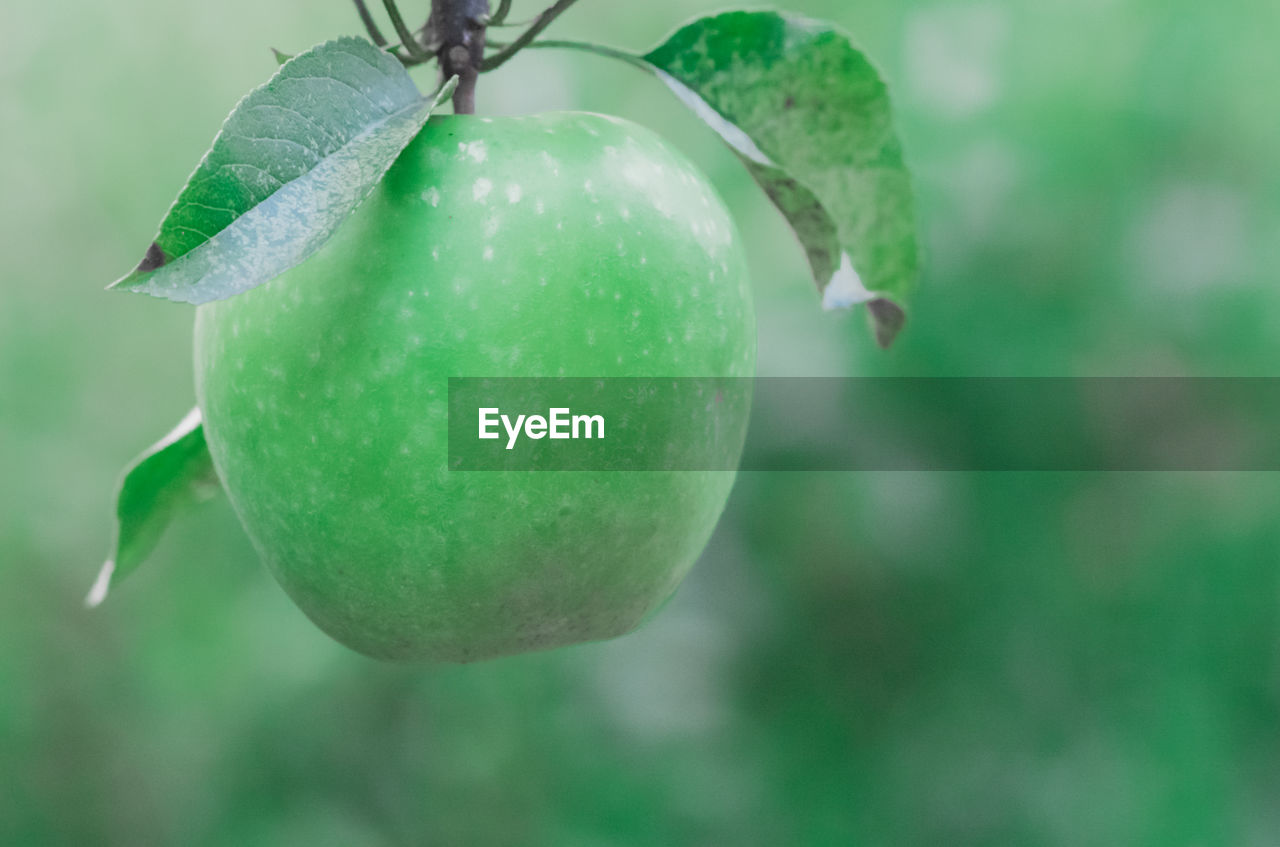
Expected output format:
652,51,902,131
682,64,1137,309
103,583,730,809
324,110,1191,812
508,38,647,70
487,0,513,26
383,0,431,60
352,0,388,47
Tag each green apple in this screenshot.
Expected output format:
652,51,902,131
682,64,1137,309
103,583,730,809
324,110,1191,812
194,112,755,662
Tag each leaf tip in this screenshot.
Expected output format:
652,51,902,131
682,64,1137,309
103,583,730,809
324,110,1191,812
817,252,907,348
85,559,116,609
108,242,167,292
437,75,460,102
105,274,139,294
136,241,168,273
867,298,906,349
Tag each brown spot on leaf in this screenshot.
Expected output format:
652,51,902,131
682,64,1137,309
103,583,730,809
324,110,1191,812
136,241,167,273
867,298,907,349
784,96,796,110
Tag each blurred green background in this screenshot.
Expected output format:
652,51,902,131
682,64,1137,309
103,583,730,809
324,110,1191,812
3,0,1280,844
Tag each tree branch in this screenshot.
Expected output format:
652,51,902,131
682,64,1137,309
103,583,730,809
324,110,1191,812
431,0,490,113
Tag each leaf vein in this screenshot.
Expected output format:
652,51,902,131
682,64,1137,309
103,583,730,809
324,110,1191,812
282,74,384,112
244,103,344,149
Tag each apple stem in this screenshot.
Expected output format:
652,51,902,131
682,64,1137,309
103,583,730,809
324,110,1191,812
431,0,490,114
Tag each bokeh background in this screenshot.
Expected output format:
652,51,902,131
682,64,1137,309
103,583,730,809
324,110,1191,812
4,0,1280,843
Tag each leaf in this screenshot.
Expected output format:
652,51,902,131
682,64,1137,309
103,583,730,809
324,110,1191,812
639,11,919,347
86,409,221,608
110,37,457,304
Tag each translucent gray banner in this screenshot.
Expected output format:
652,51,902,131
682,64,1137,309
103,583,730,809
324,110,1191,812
447,378,1280,471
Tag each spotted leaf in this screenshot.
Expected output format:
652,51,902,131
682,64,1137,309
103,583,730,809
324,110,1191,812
641,11,919,347
110,37,456,304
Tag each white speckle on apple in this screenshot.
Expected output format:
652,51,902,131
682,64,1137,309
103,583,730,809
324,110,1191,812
640,255,648,265
540,151,560,175
620,207,631,220
473,178,493,202
483,246,494,261
535,199,546,215
484,216,500,238
422,186,441,207
460,140,487,162
431,247,440,261
594,213,603,225
506,183,523,204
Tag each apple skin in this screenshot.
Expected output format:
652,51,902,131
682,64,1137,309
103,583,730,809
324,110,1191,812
194,112,755,662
